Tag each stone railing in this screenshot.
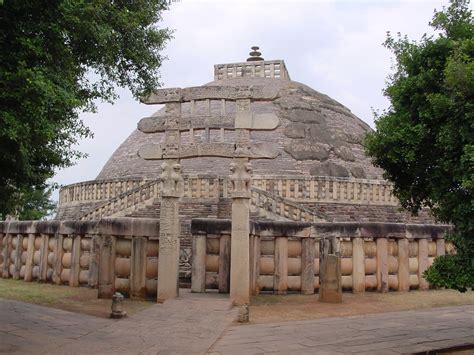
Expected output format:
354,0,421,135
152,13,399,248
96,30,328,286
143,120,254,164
79,180,160,221
250,187,329,222
252,175,398,205
191,219,453,295
59,175,399,208
59,178,147,204
77,176,223,221
0,218,160,300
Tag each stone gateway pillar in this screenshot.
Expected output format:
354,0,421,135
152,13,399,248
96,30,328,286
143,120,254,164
157,159,184,302
156,101,184,302
229,158,252,305
137,85,280,304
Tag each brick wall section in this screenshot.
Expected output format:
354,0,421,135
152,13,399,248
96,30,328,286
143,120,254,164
306,203,436,223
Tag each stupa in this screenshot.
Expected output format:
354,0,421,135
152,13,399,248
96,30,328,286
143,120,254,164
57,47,434,272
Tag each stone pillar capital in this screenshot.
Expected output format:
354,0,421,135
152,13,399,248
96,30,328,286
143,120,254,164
160,159,184,198
229,159,252,199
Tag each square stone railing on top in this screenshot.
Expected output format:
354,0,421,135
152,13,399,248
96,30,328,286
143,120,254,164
58,176,399,222
58,176,398,206
214,60,290,81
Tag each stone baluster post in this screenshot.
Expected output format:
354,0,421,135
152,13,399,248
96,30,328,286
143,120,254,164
13,234,23,280
398,237,410,291
2,234,12,278
319,236,342,302
191,233,206,293
157,102,184,302
218,234,231,294
352,237,365,293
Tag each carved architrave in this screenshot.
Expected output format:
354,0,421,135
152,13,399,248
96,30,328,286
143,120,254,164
138,113,278,133
139,141,280,160
144,85,280,104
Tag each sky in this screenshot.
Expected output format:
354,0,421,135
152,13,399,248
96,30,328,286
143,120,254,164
52,0,449,201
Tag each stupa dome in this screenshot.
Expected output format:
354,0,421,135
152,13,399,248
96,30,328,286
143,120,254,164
58,48,433,228
97,58,382,181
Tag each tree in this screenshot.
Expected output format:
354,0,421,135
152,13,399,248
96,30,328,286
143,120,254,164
13,186,57,221
365,0,473,291
0,1,172,218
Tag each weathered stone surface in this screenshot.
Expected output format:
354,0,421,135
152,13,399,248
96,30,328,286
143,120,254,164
335,146,356,162
285,140,330,161
138,144,163,160
319,253,342,303
350,166,366,179
282,108,326,124
274,95,313,111
310,162,349,177
283,123,306,138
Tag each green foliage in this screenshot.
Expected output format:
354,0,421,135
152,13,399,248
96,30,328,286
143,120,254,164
15,186,57,221
365,0,473,291
0,1,172,218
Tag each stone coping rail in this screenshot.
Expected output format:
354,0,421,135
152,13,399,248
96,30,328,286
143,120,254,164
59,175,399,206
190,219,452,239
0,218,160,237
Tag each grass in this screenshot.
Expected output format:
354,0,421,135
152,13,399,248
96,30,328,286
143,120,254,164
0,278,154,318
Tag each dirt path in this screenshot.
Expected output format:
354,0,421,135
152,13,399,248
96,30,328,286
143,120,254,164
250,289,474,324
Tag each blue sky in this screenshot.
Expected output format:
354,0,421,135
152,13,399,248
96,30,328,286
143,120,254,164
52,0,448,200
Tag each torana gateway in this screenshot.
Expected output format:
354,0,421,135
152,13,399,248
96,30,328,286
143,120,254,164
1,48,451,304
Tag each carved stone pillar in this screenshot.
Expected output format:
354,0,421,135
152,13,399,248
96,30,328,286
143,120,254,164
155,101,184,302
157,158,184,302
229,157,252,305
229,100,254,305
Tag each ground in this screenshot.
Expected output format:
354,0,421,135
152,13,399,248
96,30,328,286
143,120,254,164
1,278,472,323
0,279,153,318
250,289,474,324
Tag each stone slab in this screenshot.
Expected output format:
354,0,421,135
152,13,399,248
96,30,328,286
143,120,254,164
143,85,280,104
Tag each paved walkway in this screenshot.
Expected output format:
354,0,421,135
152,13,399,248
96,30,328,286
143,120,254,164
0,290,236,354
1,294,473,355
211,305,474,354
